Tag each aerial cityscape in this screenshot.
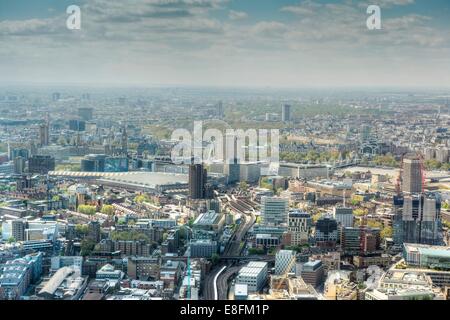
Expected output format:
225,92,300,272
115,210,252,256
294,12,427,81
0,0,450,304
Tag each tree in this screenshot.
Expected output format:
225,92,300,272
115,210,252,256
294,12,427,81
366,220,383,229
380,226,393,239
135,194,150,204
78,204,97,215
248,248,265,255
7,236,16,244
75,224,89,235
312,212,322,223
284,245,308,253
305,150,319,162
80,239,96,256
211,253,220,265
178,226,189,241
372,154,398,167
425,159,441,171
101,204,115,215
111,230,150,244
276,187,284,196
355,219,382,229
353,208,368,217
260,177,273,190
239,181,249,191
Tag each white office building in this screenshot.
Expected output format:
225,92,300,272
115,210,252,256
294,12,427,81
236,261,268,293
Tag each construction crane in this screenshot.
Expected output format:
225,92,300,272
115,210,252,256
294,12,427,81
185,226,192,300
418,153,426,193
395,153,406,196
359,213,367,257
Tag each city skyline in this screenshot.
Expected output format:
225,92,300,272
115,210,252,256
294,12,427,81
0,0,450,88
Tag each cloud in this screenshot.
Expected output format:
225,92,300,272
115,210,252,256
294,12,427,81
281,0,321,15
278,1,448,48
250,21,288,36
280,6,314,15
0,18,63,36
228,10,248,20
358,0,415,8
0,0,448,87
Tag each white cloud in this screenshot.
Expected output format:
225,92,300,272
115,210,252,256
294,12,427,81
228,10,248,20
358,0,415,8
0,18,62,36
250,21,288,37
0,0,448,88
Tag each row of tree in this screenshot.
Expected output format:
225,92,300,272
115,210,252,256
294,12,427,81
110,230,151,244
77,204,115,215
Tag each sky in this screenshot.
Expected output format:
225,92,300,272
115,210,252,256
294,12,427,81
0,0,449,88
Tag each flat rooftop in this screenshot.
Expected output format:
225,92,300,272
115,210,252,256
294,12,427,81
382,270,430,285
50,171,188,186
97,172,188,188
404,243,450,258
193,210,220,225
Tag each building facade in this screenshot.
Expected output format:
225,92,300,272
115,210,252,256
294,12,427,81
261,197,288,226
288,210,311,245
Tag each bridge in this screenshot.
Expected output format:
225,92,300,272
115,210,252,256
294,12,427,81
161,254,274,263
333,160,361,169
219,255,275,262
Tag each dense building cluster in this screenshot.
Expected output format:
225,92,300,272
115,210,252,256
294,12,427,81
0,88,449,301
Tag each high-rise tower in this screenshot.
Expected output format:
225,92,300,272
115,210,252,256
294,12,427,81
189,163,207,199
281,104,291,122
402,156,423,194
39,116,50,146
